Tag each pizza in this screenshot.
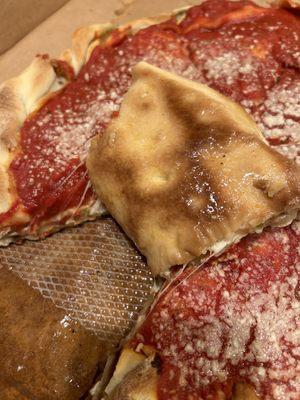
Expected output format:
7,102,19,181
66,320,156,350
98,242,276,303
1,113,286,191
83,1,299,399
104,222,300,400
87,62,300,275
0,0,299,399
0,0,299,244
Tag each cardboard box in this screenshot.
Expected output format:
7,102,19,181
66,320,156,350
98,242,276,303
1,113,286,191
0,0,68,55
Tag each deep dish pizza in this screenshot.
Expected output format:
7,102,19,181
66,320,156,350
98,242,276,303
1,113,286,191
0,1,299,399
104,223,299,400
1,0,299,244
85,1,299,399
87,62,300,275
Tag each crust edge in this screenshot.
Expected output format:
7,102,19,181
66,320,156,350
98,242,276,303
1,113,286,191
103,347,262,400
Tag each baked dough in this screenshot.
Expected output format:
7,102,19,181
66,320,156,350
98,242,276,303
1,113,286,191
105,348,159,400
104,347,261,400
87,62,300,275
0,0,295,245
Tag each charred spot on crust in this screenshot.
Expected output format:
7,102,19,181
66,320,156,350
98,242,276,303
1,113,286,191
151,353,162,374
51,59,75,82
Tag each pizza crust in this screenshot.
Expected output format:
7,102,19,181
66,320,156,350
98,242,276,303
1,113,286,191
0,24,115,243
105,348,159,400
60,23,115,75
273,0,300,6
0,56,57,219
87,62,300,275
104,347,262,400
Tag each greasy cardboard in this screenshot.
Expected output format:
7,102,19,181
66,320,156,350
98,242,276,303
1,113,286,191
0,266,105,400
0,0,68,55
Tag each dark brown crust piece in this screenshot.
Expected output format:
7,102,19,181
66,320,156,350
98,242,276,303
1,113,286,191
87,62,300,275
0,266,106,400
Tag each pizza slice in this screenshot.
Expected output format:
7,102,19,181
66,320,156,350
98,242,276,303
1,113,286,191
103,222,300,400
1,0,299,244
87,62,300,275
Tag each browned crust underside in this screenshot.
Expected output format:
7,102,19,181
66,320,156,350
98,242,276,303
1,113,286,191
0,265,107,400
87,62,300,274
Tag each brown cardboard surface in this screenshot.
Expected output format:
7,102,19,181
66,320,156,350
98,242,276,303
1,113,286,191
0,266,105,400
0,0,200,82
0,0,69,55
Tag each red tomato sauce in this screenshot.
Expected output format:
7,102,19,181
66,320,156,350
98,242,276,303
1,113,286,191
130,223,300,399
5,0,300,226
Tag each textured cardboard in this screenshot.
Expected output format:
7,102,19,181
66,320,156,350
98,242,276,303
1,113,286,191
0,0,68,55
